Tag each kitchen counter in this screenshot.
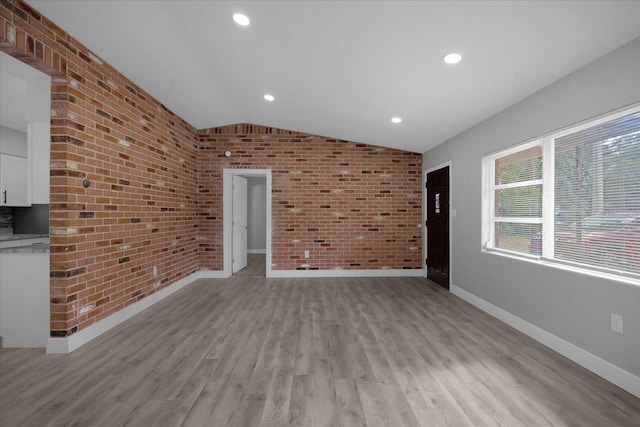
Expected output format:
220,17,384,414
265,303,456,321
0,233,49,242
0,242,49,253
0,234,50,252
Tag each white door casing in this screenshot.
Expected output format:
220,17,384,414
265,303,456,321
232,175,248,273
223,169,272,278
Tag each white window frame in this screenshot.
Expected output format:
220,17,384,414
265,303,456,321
482,103,640,284
483,139,543,254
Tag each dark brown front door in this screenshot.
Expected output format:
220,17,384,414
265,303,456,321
426,166,450,289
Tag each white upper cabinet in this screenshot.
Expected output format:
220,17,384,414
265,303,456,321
0,153,30,206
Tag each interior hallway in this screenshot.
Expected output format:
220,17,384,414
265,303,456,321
235,253,266,276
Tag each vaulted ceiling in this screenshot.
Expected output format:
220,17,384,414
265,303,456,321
26,1,640,153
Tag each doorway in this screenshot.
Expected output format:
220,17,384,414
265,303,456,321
223,169,272,278
426,164,450,289
232,175,248,273
0,51,51,347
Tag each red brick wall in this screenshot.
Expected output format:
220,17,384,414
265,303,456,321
1,1,200,337
1,1,422,340
198,124,422,271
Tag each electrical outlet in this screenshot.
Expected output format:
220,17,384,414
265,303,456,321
611,314,623,334
304,250,309,259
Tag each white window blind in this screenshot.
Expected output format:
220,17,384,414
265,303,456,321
554,110,640,275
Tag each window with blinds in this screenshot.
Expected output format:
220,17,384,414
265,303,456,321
483,105,640,280
492,144,542,254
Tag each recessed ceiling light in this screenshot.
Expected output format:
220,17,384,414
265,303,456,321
264,94,275,101
443,52,462,64
233,13,250,26
391,117,402,124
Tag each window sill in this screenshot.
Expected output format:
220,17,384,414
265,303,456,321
482,247,640,288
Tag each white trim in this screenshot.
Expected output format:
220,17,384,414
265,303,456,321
424,161,453,284
494,179,542,190
493,217,542,224
451,284,640,399
541,136,555,259
223,169,272,278
423,172,427,277
198,270,230,279
270,269,424,278
26,123,33,205
46,271,204,354
247,249,266,254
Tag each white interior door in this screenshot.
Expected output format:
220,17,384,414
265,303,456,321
232,175,248,273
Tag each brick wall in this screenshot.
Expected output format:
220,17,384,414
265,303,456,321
1,0,200,337
1,0,423,340
198,124,422,271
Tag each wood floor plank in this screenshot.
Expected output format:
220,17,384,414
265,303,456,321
294,314,313,375
261,369,294,426
1,256,639,426
233,368,274,427
181,373,235,425
356,379,396,427
288,374,314,427
151,358,221,427
335,378,367,427
310,316,339,427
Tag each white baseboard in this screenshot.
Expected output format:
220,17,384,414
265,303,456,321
247,249,266,254
451,284,640,399
198,270,230,279
46,272,203,354
269,269,424,278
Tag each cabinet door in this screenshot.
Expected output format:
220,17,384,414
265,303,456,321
0,154,30,206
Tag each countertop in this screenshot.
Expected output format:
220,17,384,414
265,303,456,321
0,243,49,253
0,233,50,242
0,233,50,253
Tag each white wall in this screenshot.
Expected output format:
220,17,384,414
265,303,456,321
247,177,266,252
423,38,640,386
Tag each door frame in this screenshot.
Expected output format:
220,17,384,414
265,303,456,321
223,169,272,278
424,161,453,285
232,175,248,273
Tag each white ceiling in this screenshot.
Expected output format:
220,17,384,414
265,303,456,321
25,1,640,153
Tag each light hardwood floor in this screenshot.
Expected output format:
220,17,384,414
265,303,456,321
235,253,267,276
1,260,639,426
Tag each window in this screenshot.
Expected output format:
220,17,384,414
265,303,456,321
483,105,640,280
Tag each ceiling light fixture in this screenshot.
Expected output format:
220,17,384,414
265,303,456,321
264,94,275,101
443,52,462,64
391,117,402,124
233,13,250,26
